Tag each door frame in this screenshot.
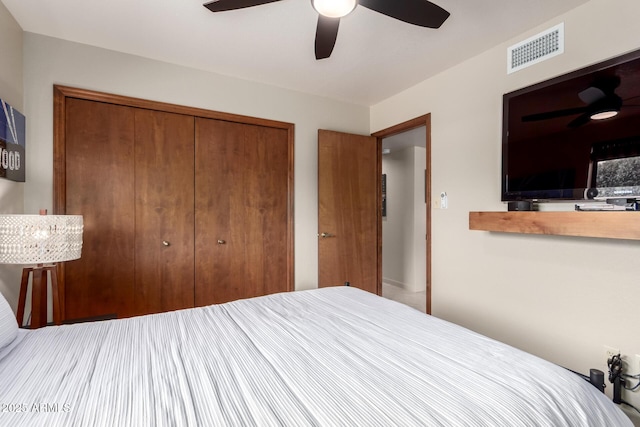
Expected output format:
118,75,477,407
372,114,432,314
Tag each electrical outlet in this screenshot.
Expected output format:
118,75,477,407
604,345,620,363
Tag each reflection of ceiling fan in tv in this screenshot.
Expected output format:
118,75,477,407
203,0,450,60
521,76,640,128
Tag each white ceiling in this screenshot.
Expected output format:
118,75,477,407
383,126,426,152
1,0,589,106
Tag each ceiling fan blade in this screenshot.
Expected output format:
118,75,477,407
204,0,282,12
567,112,592,128
358,0,450,28
315,15,340,60
522,107,589,122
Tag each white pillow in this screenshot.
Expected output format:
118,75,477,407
0,291,18,350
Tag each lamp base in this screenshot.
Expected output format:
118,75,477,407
16,265,61,329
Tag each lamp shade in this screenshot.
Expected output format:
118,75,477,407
0,215,83,264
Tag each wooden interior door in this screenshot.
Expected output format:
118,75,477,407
63,98,136,319
134,109,195,315
318,129,380,294
194,118,291,305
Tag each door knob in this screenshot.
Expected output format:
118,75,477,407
162,240,171,246
217,239,226,245
319,232,335,238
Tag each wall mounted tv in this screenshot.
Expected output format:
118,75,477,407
502,48,640,202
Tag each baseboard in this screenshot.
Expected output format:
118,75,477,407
383,278,407,290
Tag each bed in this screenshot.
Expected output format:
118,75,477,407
0,286,632,426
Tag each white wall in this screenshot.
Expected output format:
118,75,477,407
382,148,411,288
0,2,24,312
371,0,640,416
21,32,370,302
382,146,426,292
412,146,427,293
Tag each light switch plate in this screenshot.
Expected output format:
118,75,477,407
440,192,448,209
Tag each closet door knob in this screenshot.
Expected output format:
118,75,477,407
217,239,226,245
162,240,171,247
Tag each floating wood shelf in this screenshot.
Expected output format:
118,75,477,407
469,211,640,241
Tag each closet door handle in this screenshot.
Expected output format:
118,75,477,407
162,240,171,247
217,239,226,245
319,232,335,238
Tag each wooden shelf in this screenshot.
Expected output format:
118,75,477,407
469,211,640,240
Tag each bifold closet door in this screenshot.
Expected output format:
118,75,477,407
64,98,136,319
64,103,196,319
194,118,290,305
134,109,195,315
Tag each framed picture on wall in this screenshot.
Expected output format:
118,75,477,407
0,98,25,182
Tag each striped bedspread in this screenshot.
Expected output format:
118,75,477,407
0,286,631,426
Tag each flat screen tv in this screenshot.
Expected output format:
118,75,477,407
502,48,640,202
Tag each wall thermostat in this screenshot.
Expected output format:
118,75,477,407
440,192,448,209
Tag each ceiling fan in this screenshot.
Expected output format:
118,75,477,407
521,76,638,128
203,0,450,60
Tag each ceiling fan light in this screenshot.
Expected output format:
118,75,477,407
590,110,618,120
312,0,357,18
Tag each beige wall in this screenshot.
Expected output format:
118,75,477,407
9,0,640,419
0,2,24,311
411,146,427,294
382,146,426,293
371,0,640,416
22,32,370,301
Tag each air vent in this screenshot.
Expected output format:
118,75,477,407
507,23,564,74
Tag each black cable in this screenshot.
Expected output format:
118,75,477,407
607,354,640,408
619,356,640,391
608,354,623,383
608,354,624,404
622,374,640,392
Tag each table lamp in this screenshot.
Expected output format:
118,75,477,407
0,212,83,328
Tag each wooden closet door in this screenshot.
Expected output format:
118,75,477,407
194,118,290,305
134,109,195,315
243,124,290,298
64,98,136,320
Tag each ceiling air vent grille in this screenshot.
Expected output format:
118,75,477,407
508,23,564,74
